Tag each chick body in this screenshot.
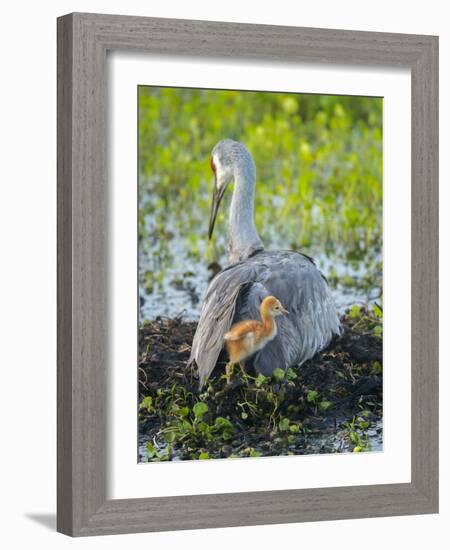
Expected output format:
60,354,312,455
223,296,288,378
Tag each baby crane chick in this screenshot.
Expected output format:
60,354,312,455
223,296,288,383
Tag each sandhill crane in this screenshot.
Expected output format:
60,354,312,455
189,139,341,388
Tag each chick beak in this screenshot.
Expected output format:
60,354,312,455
208,182,226,240
281,306,289,315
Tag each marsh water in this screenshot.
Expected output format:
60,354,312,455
138,212,382,323
138,420,383,463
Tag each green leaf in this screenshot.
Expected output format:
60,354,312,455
241,412,248,420
193,402,208,419
179,406,190,417
198,452,210,460
357,418,370,430
373,303,383,319
197,422,209,433
372,361,382,374
139,396,154,413
255,373,267,387
279,418,290,431
306,390,319,403
164,431,176,443
248,448,262,457
146,442,157,458
285,368,298,380
214,416,233,431
272,368,285,381
350,305,361,319
181,420,193,432
319,400,333,412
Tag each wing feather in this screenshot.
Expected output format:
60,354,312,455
189,261,259,387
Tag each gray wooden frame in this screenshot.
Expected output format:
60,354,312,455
57,12,439,537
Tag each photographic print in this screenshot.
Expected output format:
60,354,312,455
138,86,383,462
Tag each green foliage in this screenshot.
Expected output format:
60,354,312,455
279,418,291,431
138,87,382,301
272,367,286,381
344,416,370,452
139,302,382,462
373,325,383,336
350,304,362,319
139,396,154,414
306,390,319,404
254,373,267,387
192,401,208,419
213,416,234,440
372,361,382,375
319,400,333,412
373,303,383,319
285,368,298,381
345,303,383,339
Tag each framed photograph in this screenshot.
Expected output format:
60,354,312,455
57,13,438,536
137,86,384,464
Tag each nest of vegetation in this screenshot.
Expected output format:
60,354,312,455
138,305,383,461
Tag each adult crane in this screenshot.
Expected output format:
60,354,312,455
189,139,341,388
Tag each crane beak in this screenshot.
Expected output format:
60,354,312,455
208,183,226,240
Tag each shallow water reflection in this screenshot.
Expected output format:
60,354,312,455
139,222,381,323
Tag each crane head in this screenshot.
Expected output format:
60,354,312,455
208,139,248,239
208,143,235,239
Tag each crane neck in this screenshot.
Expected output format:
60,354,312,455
228,164,264,264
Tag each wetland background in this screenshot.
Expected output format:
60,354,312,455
138,87,383,462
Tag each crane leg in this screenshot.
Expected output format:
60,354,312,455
239,362,246,377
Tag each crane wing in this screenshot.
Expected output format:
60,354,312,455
188,260,260,388
236,252,341,375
